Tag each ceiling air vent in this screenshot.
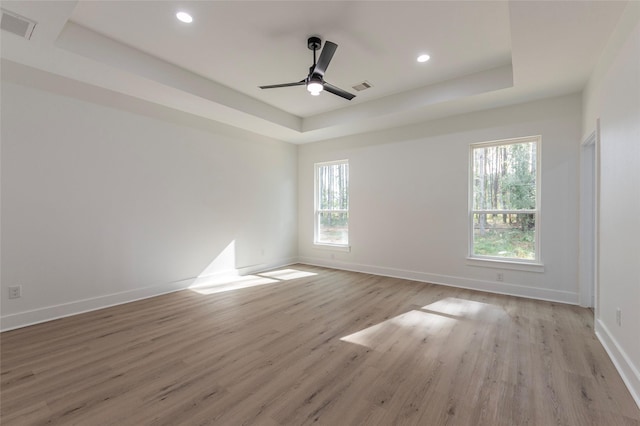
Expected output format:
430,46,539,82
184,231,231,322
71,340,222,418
352,81,373,92
1,9,37,40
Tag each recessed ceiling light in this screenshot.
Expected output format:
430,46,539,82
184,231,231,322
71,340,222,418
417,54,431,63
176,11,193,23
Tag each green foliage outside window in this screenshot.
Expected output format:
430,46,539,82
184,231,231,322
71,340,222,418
316,162,349,245
472,140,538,260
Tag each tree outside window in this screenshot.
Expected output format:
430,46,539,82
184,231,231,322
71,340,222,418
470,137,540,262
315,160,349,246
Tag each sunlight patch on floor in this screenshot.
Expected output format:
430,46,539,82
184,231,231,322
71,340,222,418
422,297,504,321
340,309,457,349
189,268,317,295
259,269,317,280
189,275,278,295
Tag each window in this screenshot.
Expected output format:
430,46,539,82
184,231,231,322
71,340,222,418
470,136,540,263
315,160,349,247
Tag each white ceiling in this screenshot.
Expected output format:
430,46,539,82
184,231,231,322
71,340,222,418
0,1,628,143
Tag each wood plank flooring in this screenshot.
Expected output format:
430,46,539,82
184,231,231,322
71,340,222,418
2,265,639,425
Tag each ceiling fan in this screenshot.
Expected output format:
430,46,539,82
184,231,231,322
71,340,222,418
259,36,355,101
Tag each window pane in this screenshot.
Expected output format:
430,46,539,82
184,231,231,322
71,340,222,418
317,212,348,245
473,213,535,260
317,163,349,210
473,142,536,211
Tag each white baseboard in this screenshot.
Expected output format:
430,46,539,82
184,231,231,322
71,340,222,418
298,257,579,304
0,257,298,332
0,277,195,332
595,319,640,410
3,257,576,332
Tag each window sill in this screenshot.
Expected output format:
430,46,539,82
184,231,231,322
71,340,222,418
466,257,544,273
313,243,351,253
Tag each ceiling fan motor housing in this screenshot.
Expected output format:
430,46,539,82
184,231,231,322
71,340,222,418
307,36,322,51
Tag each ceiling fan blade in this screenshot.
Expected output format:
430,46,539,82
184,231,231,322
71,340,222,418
313,41,337,76
323,82,355,100
259,80,305,89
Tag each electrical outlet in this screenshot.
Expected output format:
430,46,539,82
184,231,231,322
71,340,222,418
8,285,21,299
616,308,622,326
496,272,504,282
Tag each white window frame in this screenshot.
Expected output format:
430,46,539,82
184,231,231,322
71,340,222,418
468,136,542,270
314,159,350,251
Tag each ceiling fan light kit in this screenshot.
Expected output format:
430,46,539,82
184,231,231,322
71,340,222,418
307,77,323,96
259,36,355,101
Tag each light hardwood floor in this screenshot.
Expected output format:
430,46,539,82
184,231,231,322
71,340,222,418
2,265,639,425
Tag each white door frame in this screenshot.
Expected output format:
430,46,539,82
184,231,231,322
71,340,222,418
579,123,600,309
